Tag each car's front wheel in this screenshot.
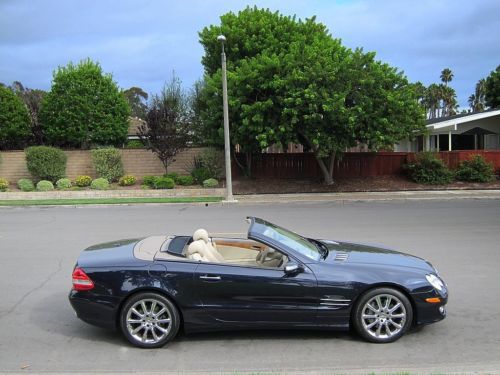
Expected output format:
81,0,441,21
352,287,413,343
120,292,180,348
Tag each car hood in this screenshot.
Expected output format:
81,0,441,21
320,240,435,273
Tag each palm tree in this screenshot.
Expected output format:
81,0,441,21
440,68,453,87
468,79,487,112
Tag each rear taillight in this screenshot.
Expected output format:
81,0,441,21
72,267,94,291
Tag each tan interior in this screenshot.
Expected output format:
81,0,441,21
135,231,287,269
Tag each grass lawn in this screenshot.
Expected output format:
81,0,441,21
0,196,223,206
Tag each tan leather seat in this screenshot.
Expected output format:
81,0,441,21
192,229,225,262
186,240,218,262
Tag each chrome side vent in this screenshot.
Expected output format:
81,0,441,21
320,297,351,309
334,252,349,262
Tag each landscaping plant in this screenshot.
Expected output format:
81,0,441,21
118,175,137,186
176,175,194,186
90,178,110,190
17,178,35,192
25,146,67,182
191,167,211,185
455,155,495,183
56,178,72,189
74,175,92,187
202,178,218,188
36,180,54,191
404,152,454,185
142,175,158,188
198,148,225,180
153,176,175,189
91,147,124,182
0,178,9,192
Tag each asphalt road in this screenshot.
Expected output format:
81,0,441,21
1,199,500,374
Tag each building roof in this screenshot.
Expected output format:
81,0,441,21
426,108,500,130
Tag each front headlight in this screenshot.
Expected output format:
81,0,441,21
426,274,445,291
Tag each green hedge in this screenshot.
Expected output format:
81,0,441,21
25,146,67,182
153,177,175,189
91,147,123,182
404,152,454,185
455,155,495,182
36,180,54,191
90,177,109,190
17,178,35,192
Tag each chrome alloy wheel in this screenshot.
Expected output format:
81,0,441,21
361,294,407,339
126,299,172,344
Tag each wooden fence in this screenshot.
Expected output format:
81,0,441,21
232,150,500,179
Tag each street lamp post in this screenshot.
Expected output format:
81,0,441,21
217,35,235,202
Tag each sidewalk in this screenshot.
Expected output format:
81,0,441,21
235,189,500,204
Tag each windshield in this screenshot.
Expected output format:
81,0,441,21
251,219,321,261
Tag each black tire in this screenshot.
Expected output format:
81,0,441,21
120,292,180,348
352,287,413,343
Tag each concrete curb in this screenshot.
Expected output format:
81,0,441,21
0,187,225,200
235,189,500,204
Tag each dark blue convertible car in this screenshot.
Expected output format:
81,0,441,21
69,217,448,348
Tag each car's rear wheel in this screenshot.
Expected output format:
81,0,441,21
352,287,413,343
120,292,180,348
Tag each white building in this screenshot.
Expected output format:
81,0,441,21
396,109,500,152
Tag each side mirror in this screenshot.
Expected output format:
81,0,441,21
284,263,303,276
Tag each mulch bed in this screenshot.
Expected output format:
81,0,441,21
232,175,500,195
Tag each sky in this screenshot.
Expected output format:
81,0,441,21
0,0,499,108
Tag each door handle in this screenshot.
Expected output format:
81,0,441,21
199,275,221,281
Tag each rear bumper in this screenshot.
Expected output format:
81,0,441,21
68,290,119,330
411,289,448,326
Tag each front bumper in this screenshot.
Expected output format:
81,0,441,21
69,290,120,330
411,288,448,325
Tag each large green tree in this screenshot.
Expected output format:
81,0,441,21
485,65,500,109
40,59,130,148
11,81,46,144
0,85,30,149
199,7,425,183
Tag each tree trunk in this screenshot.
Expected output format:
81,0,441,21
313,152,335,185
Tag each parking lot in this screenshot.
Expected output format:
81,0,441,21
1,199,500,373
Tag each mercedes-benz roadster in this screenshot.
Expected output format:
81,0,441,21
69,217,448,348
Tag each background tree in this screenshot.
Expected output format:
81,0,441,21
199,7,425,183
485,65,500,109
440,68,453,87
0,85,31,149
123,87,148,119
138,75,191,173
40,59,130,148
11,81,46,144
469,78,487,112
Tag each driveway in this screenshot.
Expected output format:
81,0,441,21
0,199,499,373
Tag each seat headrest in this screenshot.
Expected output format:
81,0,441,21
193,228,209,243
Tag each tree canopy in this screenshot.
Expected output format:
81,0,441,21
123,86,148,119
198,7,426,183
485,65,500,109
0,85,31,150
40,59,130,148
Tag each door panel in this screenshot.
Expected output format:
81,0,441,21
195,263,318,325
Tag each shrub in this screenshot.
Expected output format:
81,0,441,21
164,172,180,182
118,174,137,186
36,180,54,191
455,155,495,183
74,175,92,187
39,59,129,148
198,148,225,179
18,178,35,192
191,167,212,185
142,175,158,188
25,146,67,182
125,140,144,149
0,85,31,150
404,152,454,185
0,178,9,192
203,178,219,188
90,177,110,190
153,176,175,189
176,175,194,186
91,147,124,182
56,178,72,189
